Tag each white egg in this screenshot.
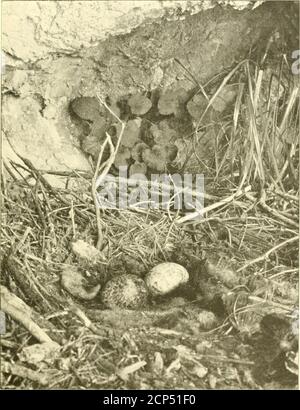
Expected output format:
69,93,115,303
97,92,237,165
145,262,189,296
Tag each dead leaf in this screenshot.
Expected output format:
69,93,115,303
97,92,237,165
70,97,101,121
131,142,149,162
150,120,178,146
187,94,207,121
142,144,177,171
212,85,237,112
128,94,152,115
121,119,142,148
142,146,167,172
158,88,188,117
114,146,131,168
81,134,102,157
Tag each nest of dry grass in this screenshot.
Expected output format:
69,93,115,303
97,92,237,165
1,55,299,390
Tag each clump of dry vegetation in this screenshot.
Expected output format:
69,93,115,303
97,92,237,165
1,51,298,389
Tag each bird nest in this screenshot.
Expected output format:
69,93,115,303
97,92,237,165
1,57,299,389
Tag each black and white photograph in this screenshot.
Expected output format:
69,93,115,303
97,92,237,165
1,0,299,391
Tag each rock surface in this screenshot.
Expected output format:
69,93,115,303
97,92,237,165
2,0,275,182
2,1,262,62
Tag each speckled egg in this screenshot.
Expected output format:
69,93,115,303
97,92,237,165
145,262,189,296
101,274,148,310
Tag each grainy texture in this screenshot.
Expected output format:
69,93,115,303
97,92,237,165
2,1,276,179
